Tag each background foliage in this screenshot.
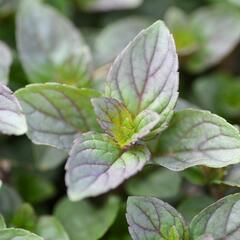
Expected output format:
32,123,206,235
1,0,240,239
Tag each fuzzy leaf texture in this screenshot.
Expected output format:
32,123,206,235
65,132,150,200
106,20,179,136
15,83,100,149
16,0,92,87
0,84,27,135
126,196,187,240
153,109,240,171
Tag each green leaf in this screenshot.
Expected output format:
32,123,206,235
11,203,37,231
189,193,240,239
65,132,150,200
165,7,200,56
33,145,67,171
126,168,182,199
126,196,187,240
83,0,143,11
0,41,12,84
36,216,70,240
0,84,27,135
193,73,240,119
54,196,120,240
177,195,214,223
152,109,240,171
92,97,160,148
94,17,151,66
15,83,100,150
0,184,22,222
106,20,179,134
0,228,43,240
12,171,56,204
187,5,240,72
16,0,92,87
0,215,6,229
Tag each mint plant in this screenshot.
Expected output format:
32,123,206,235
127,194,240,240
1,1,240,239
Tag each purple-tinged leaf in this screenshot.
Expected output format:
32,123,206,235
65,132,150,201
15,83,100,150
126,196,187,240
190,193,240,240
106,20,179,135
0,83,27,135
92,97,160,147
153,109,240,171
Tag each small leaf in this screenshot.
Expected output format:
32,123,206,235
153,109,240,171
65,132,150,200
83,0,143,12
126,196,186,240
92,97,160,147
106,20,179,134
0,41,12,84
126,168,182,199
0,228,43,240
11,203,37,231
17,0,92,87
189,193,240,239
36,216,70,240
54,196,120,240
0,215,6,229
16,83,100,149
92,97,135,147
0,83,27,135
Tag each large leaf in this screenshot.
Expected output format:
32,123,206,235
92,97,160,147
189,193,240,239
36,216,70,240
0,41,12,84
153,109,240,171
54,196,120,240
187,5,240,72
83,0,143,12
106,20,179,134
126,196,187,240
15,83,100,149
65,132,150,201
0,228,43,240
0,84,27,135
16,0,91,86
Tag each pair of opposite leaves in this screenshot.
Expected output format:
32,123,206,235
1,193,240,240
5,0,240,201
